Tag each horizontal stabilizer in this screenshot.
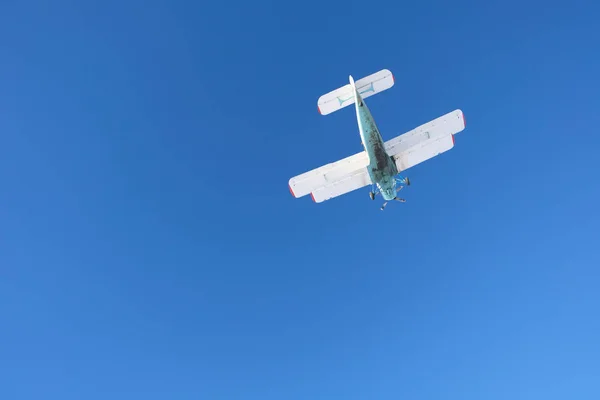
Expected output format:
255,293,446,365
317,69,394,115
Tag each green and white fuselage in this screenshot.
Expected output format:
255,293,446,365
349,75,400,202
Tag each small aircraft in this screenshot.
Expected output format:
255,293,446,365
288,69,466,210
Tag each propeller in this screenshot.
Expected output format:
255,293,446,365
380,197,406,210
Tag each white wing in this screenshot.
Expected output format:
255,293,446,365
385,109,466,172
310,168,371,203
288,109,466,204
288,151,371,202
317,69,394,115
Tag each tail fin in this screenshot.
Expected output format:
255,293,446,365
317,69,394,115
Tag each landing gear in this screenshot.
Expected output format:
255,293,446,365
371,175,410,210
380,197,406,211
369,183,379,200
396,175,410,186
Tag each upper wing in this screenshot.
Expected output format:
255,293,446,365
288,150,371,202
385,109,466,172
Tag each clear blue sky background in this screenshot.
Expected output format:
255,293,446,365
1,1,599,399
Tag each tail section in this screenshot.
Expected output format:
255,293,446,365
317,69,394,115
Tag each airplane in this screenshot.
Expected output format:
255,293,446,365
288,69,466,210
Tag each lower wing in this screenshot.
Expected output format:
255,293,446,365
288,151,371,203
385,109,466,172
310,168,371,203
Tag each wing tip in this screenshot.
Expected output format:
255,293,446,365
289,182,297,198
382,68,394,85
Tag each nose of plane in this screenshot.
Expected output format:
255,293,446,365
383,188,396,200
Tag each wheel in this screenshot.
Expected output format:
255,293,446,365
369,192,375,200
406,177,411,186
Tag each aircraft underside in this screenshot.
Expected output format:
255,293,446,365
357,101,399,203
288,68,466,208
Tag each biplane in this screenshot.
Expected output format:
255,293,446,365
288,69,466,210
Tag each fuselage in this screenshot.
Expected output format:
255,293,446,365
352,86,398,201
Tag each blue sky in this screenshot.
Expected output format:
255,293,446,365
1,0,599,399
